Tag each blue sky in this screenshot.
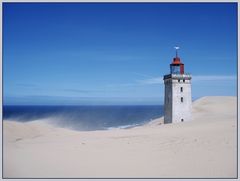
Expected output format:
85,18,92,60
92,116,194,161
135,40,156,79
3,3,237,105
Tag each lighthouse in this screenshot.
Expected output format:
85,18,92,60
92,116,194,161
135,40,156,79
163,47,192,124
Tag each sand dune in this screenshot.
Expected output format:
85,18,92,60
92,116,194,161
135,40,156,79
3,96,237,178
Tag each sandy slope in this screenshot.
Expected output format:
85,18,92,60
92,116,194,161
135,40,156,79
3,96,237,178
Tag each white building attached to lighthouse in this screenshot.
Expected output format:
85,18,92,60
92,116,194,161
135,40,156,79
163,48,192,124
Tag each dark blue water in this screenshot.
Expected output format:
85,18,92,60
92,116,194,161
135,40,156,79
3,105,164,131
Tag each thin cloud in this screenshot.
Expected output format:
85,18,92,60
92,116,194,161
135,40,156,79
62,89,102,93
107,73,162,87
137,75,236,85
193,75,236,81
106,83,139,88
62,88,122,94
16,83,37,87
132,72,156,79
137,77,163,85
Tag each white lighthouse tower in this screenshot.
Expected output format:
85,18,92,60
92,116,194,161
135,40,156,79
163,47,192,124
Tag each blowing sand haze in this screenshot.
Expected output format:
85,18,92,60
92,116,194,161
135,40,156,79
3,96,237,178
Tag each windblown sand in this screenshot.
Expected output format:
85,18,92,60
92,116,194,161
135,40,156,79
3,96,237,178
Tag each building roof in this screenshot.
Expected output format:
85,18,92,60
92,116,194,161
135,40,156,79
171,57,184,65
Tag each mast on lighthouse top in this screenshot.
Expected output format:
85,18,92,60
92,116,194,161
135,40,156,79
174,46,179,57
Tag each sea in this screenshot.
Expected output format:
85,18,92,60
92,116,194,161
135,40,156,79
3,105,164,131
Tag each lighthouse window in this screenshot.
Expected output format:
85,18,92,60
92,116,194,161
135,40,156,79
180,87,183,92
181,119,184,122
183,79,185,82
181,97,183,102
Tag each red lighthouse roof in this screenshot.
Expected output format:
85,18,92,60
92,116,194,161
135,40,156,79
172,57,182,65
